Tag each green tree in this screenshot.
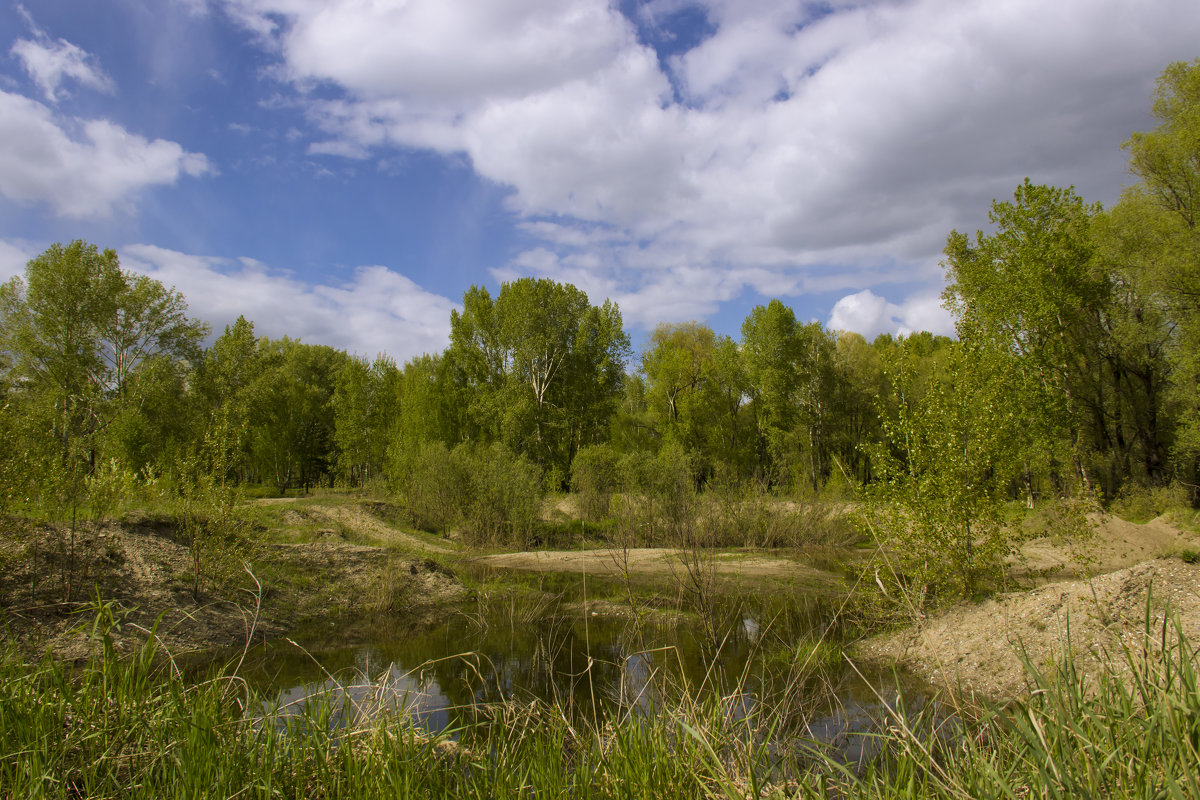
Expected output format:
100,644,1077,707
943,181,1119,493
395,353,467,447
829,332,886,485
333,355,401,486
740,301,840,491
0,241,206,597
867,340,1022,607
571,443,620,522
249,338,345,494
741,300,801,486
1115,59,1200,476
448,278,630,479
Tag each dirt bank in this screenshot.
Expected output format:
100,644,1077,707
0,503,467,661
858,514,1200,701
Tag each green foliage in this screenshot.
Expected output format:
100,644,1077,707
1109,482,1190,524
448,278,631,479
2,243,196,515
174,412,249,599
248,337,346,494
1116,60,1200,480
333,355,401,486
570,443,620,522
457,443,543,548
740,301,841,492
866,340,1023,607
0,241,206,598
388,439,471,534
389,440,543,547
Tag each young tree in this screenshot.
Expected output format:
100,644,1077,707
867,340,1022,607
0,240,206,597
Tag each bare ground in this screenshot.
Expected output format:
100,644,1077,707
470,547,838,584
857,514,1200,701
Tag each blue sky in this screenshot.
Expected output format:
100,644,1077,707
2,0,1199,363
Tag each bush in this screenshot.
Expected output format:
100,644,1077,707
387,439,470,534
459,443,543,548
571,444,620,522
1110,482,1190,524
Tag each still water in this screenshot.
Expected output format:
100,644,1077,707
213,568,929,759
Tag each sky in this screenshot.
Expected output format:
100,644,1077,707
1,0,1199,363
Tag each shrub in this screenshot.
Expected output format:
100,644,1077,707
1110,482,1190,524
459,443,543,548
571,444,620,522
387,439,470,534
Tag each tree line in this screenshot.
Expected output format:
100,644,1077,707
2,61,1198,577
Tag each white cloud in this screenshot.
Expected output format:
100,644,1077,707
221,0,1200,329
0,237,37,283
828,289,954,339
120,244,458,361
0,91,211,218
11,37,115,102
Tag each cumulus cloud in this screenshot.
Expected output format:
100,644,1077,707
828,289,954,339
11,36,115,102
0,91,211,217
120,244,458,361
0,237,37,283
219,0,1200,329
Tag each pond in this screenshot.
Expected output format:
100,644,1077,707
212,566,930,762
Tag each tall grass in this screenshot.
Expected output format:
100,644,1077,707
795,595,1200,799
3,596,1199,799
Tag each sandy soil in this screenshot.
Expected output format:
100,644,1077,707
470,547,836,584
1014,512,1188,576
302,503,457,554
858,514,1200,701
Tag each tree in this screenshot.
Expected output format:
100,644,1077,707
448,278,630,479
0,240,206,597
829,332,886,485
1,241,207,495
866,339,1022,607
741,300,802,486
943,181,1119,492
642,322,716,426
740,300,840,491
1115,59,1200,476
195,316,262,485
249,338,345,494
333,355,401,486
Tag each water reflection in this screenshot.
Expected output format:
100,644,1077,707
235,574,931,757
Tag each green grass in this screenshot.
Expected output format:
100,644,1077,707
4,593,1200,799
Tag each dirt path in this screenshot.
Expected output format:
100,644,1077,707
246,497,457,555
471,547,836,583
304,504,457,554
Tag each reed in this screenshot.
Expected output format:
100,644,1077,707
3,594,1198,799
